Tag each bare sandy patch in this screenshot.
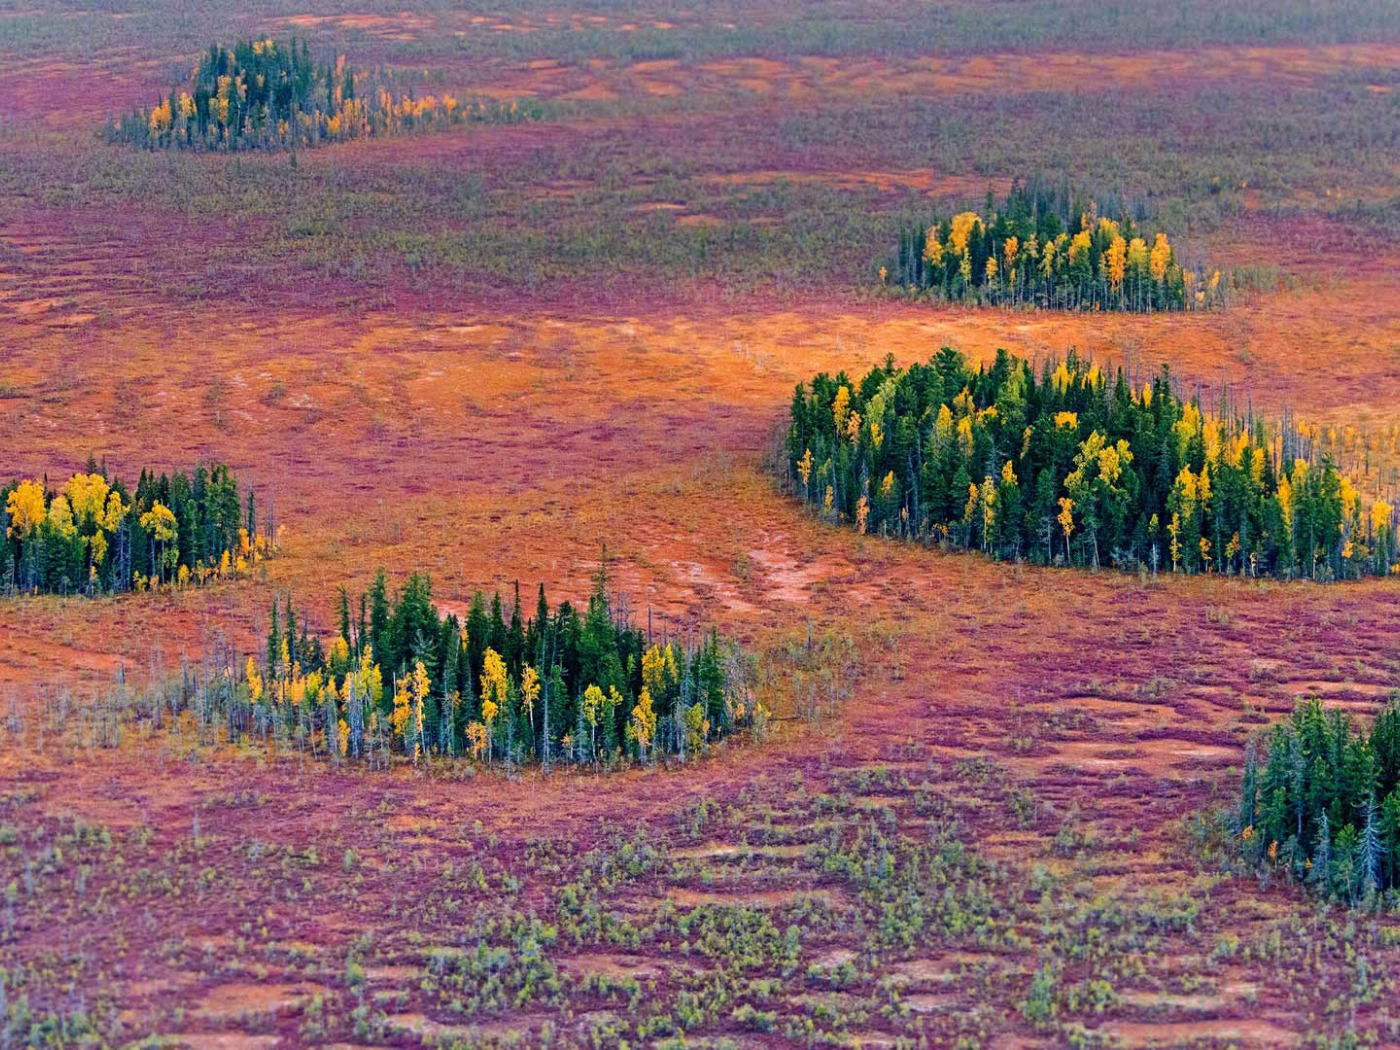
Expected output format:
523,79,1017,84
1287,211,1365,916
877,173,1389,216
888,954,1002,986
194,982,325,1021
169,1036,283,1050
559,953,666,979
1101,1017,1299,1047
668,886,840,908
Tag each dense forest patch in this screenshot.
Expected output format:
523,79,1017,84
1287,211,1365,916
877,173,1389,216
885,181,1222,312
78,566,765,772
2,462,271,595
785,348,1397,579
1237,696,1400,907
109,38,539,151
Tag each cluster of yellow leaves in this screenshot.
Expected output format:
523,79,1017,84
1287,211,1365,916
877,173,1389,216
1057,497,1075,544
1171,401,1202,460
845,408,863,444
373,87,462,131
832,386,851,435
1003,235,1020,271
466,721,489,760
480,648,508,729
140,501,177,544
254,646,383,758
963,482,980,527
684,703,710,754
956,415,974,457
641,643,678,698
149,99,173,136
1373,499,1395,534
5,480,46,541
922,227,944,267
1149,232,1172,283
389,661,430,760
1066,431,1133,490
947,211,981,257
582,683,605,729
1104,234,1127,291
628,687,656,758
520,665,541,723
1067,230,1092,267
797,448,814,489
979,474,997,534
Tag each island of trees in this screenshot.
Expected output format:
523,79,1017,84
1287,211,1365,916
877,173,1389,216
110,38,538,151
884,181,1220,312
1239,697,1400,906
166,567,761,771
2,462,271,595
785,348,1396,580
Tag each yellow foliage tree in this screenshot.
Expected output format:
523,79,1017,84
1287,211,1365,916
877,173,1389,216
1105,234,1127,293
832,386,851,434
5,480,46,541
1068,230,1092,268
582,683,605,763
1057,496,1075,561
391,676,411,742
480,647,508,761
922,226,944,266
246,657,263,705
1149,233,1172,283
520,664,540,748
64,474,110,528
410,660,430,762
140,501,178,583
948,211,981,256
641,644,673,699
629,686,656,762
466,721,489,760
48,496,76,538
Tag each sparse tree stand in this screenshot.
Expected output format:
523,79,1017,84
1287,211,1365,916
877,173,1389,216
127,568,764,774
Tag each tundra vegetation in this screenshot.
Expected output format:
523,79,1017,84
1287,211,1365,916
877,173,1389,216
4,0,1400,1045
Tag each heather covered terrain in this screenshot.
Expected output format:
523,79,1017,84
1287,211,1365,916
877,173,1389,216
2,1,1400,1046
